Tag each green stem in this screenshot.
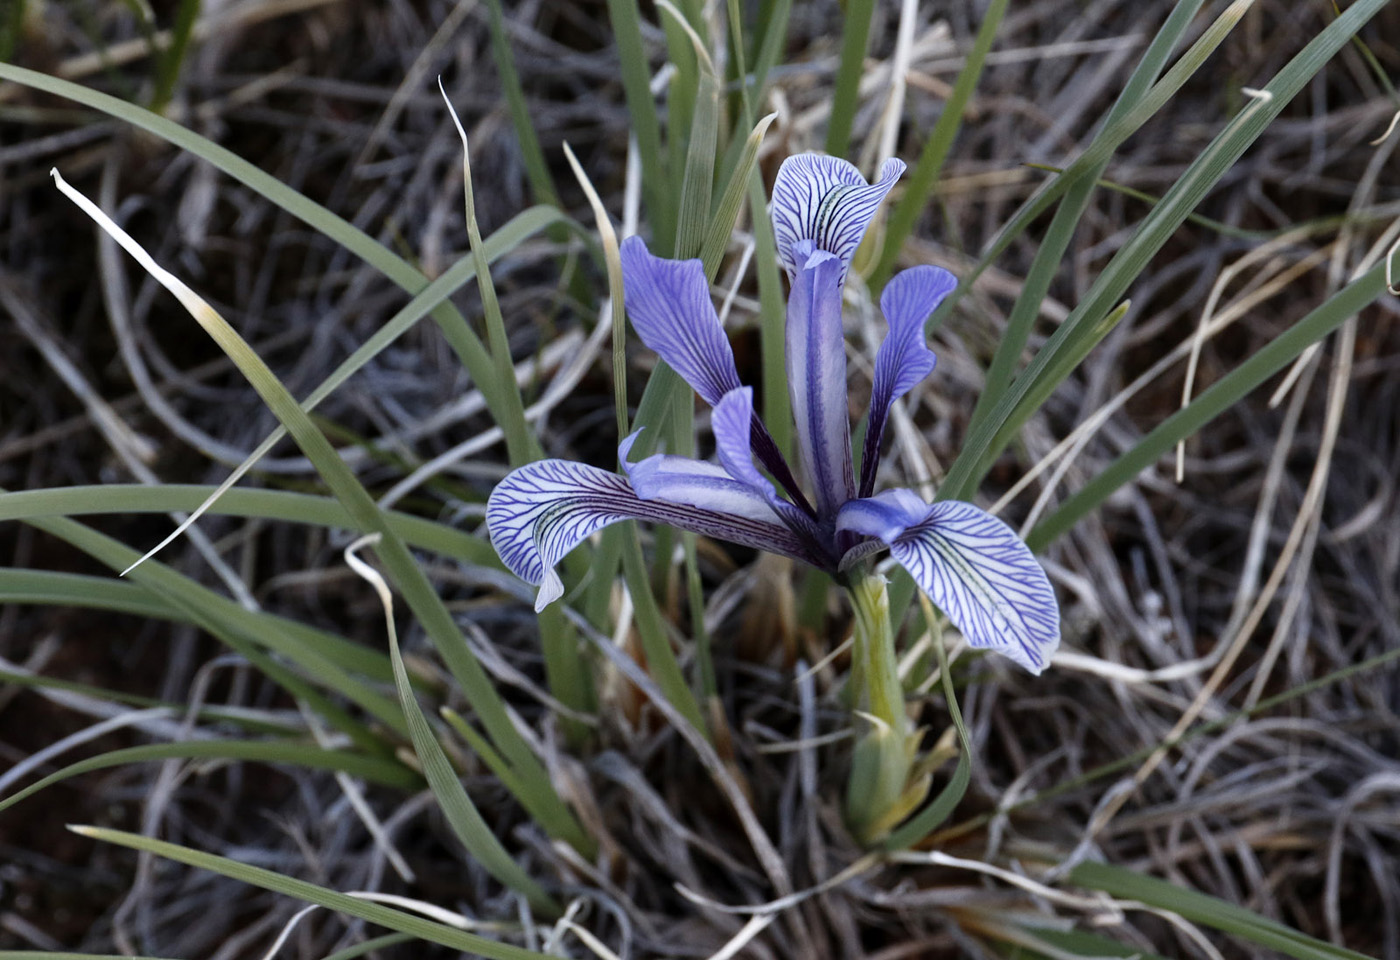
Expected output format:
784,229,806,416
843,571,912,844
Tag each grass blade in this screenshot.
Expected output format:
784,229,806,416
0,741,418,816
483,0,559,208
602,0,672,248
51,170,589,850
8,502,407,747
940,0,1388,501
965,0,1208,437
441,82,535,465
68,827,553,960
872,0,1009,288
701,111,777,273
1071,861,1376,960
0,484,497,566
824,0,876,159
666,7,720,261
748,170,793,453
344,536,562,914
149,0,199,113
1028,263,1388,549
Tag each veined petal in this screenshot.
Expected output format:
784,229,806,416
620,235,742,405
859,265,956,497
488,459,816,611
714,387,832,556
787,243,854,517
837,495,1060,674
770,154,904,281
619,433,777,523
833,488,929,541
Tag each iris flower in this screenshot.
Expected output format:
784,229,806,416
488,154,1059,674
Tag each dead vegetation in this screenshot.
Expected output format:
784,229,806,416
2,0,1399,957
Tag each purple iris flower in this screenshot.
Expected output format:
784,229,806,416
488,154,1060,674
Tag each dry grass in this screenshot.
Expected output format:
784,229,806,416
2,0,1399,957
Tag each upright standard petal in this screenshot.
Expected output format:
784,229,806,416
770,154,905,281
786,243,854,517
837,495,1060,674
620,235,742,405
488,458,816,611
858,265,956,497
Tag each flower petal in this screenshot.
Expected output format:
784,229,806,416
837,495,1060,673
770,154,904,281
488,458,817,611
787,243,854,517
620,235,742,405
714,387,833,557
833,488,929,541
620,433,777,523
858,265,956,497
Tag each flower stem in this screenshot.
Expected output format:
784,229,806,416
843,571,914,844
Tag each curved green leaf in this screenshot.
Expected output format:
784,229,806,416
0,741,417,816
68,827,552,960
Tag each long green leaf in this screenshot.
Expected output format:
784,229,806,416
1028,262,1387,549
52,172,588,849
748,170,792,453
941,0,1388,501
442,87,535,465
872,0,1009,288
0,741,417,816
150,0,199,113
965,0,1208,437
747,0,791,111
0,568,176,621
674,45,720,261
602,0,672,248
358,539,562,913
0,485,495,566
69,827,553,960
1071,861,1376,960
824,0,876,159
9,504,406,746
700,111,777,274
3,503,396,682
483,0,559,208
0,64,539,450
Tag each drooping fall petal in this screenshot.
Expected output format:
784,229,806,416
488,458,817,611
837,493,1060,673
